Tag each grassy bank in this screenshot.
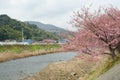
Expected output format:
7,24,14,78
0,44,61,53
0,44,62,62
81,52,120,80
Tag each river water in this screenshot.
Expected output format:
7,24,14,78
0,52,77,80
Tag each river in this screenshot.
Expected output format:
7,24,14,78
0,52,77,80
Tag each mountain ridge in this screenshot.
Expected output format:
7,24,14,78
25,21,68,33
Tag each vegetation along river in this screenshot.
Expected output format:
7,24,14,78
0,52,77,80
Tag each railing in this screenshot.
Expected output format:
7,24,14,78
0,42,29,45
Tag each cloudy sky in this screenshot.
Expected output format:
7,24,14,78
0,0,120,31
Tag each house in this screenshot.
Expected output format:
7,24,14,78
42,39,56,43
58,39,69,44
23,39,33,44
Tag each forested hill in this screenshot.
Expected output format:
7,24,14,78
0,14,58,41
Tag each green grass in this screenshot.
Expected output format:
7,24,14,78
0,44,61,54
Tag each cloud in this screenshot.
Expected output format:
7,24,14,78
0,0,120,31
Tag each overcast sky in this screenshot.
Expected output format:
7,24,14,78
0,0,120,31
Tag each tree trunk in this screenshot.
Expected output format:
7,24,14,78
109,47,116,60
111,50,116,60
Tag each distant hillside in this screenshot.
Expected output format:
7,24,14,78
0,14,58,41
25,21,69,37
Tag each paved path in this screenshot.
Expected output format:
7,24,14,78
96,63,120,80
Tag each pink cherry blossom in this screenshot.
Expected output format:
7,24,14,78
69,6,120,60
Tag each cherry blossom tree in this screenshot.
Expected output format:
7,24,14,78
70,6,120,59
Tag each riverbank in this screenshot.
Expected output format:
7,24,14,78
24,54,102,80
0,44,63,62
24,53,120,80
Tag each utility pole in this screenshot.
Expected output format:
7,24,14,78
22,28,24,42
